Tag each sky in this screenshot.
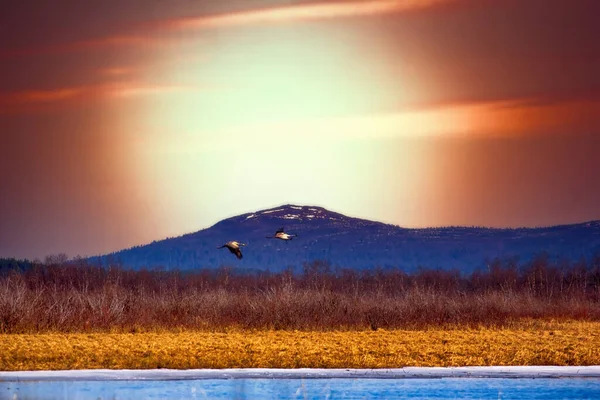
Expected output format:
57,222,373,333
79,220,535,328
1,0,599,260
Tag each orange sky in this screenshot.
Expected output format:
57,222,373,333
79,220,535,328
1,0,599,259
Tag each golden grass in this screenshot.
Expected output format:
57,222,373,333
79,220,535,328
1,321,599,371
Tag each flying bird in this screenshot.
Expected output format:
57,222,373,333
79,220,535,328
266,227,297,241
217,241,247,259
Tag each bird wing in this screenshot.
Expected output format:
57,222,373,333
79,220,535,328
234,248,243,259
275,226,285,234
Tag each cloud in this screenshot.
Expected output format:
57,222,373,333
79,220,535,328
1,88,85,104
2,0,456,59
0,82,200,114
0,35,152,59
158,0,456,30
98,67,136,76
245,97,600,141
110,84,198,97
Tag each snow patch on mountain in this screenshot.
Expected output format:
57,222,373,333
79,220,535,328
262,209,284,214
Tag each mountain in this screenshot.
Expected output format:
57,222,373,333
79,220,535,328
89,205,600,273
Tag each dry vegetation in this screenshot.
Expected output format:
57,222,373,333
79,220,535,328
1,257,599,370
1,256,599,333
2,321,600,370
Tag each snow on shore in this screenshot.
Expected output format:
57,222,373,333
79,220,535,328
2,366,600,381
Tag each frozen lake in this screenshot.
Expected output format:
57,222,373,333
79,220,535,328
2,367,600,400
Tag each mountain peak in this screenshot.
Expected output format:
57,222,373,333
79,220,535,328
230,204,351,224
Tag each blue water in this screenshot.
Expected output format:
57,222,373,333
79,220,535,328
2,378,600,400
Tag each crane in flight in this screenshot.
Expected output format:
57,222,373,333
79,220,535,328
217,241,247,259
266,227,297,242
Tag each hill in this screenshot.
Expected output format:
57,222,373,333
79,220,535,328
89,205,600,272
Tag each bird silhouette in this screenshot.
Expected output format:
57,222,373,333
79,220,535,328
217,241,246,259
266,227,297,242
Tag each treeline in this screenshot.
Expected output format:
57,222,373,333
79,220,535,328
0,256,599,333
0,258,34,274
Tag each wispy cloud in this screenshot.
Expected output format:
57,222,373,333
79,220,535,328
1,88,85,105
158,0,456,30
111,84,197,98
98,67,136,77
191,96,600,152
0,82,200,114
2,0,456,59
0,35,151,59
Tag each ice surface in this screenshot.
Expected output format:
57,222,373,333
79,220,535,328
2,376,600,400
2,367,600,381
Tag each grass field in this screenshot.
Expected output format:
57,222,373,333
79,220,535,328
2,260,599,371
2,321,599,371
